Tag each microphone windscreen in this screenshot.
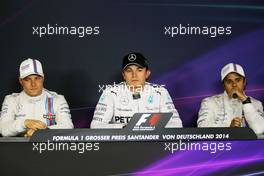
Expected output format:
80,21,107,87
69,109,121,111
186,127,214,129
232,93,238,99
133,93,141,99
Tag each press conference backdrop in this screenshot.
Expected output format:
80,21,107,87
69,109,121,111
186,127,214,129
1,0,264,127
1,1,264,176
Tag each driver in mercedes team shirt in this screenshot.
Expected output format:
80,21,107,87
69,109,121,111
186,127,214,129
90,52,183,128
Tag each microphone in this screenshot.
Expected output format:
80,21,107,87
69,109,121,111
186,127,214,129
132,93,141,100
232,92,238,99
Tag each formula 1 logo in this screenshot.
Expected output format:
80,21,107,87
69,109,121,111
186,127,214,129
133,113,161,131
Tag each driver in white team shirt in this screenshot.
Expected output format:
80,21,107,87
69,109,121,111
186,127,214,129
90,52,183,128
0,58,73,137
197,63,264,135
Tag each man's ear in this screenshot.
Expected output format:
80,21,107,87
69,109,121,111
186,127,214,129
222,80,227,91
243,78,247,87
146,70,151,79
18,77,23,85
222,81,225,88
122,71,125,80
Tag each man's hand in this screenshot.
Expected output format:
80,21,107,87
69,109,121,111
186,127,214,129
231,90,247,102
24,119,47,131
24,129,36,137
230,117,242,127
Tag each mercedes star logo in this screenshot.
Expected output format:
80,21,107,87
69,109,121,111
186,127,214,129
128,54,136,61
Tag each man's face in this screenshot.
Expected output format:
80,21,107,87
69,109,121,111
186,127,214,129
223,72,246,98
122,65,151,89
19,74,44,97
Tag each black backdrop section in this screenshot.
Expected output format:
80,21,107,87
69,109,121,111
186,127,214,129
0,142,168,176
0,141,264,176
1,0,264,127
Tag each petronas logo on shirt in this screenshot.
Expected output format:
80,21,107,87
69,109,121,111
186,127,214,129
99,95,105,102
147,95,153,104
